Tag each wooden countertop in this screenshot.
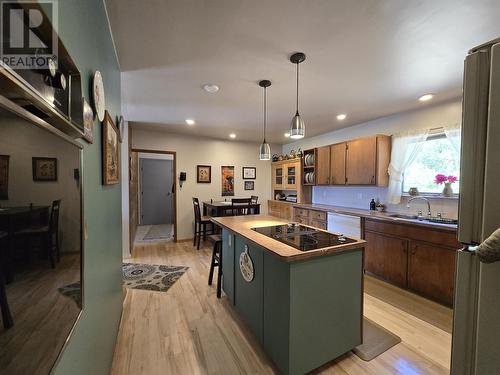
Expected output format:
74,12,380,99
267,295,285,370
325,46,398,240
293,203,458,232
210,214,365,263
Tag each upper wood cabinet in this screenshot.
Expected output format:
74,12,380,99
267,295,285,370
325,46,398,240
316,146,331,185
312,134,391,186
330,143,346,185
272,164,285,190
346,135,391,185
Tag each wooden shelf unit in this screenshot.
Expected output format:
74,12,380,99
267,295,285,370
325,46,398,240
302,148,317,185
269,158,311,219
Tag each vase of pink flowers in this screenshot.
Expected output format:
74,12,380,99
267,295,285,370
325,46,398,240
435,174,458,197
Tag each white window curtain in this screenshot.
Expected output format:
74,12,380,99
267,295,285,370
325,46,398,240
444,123,461,154
387,129,429,204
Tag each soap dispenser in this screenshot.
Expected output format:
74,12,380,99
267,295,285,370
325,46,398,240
370,199,376,211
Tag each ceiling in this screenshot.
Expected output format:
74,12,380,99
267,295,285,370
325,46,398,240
106,0,500,144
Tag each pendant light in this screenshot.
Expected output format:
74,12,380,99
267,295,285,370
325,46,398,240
258,80,271,160
289,52,306,139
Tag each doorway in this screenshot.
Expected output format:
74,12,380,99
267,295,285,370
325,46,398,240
130,149,177,245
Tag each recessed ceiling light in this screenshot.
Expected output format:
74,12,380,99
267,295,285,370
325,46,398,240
229,133,236,139
418,93,434,102
336,114,347,121
203,83,220,93
284,132,291,138
185,119,195,125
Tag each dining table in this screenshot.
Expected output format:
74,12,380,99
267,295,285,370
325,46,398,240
203,201,261,217
0,206,50,283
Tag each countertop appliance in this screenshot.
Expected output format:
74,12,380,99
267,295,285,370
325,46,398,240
327,212,361,239
252,223,357,251
451,38,500,375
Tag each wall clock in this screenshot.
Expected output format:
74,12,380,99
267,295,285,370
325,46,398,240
92,70,105,121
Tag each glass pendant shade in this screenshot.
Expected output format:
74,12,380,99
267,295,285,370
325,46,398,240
259,141,271,160
290,111,305,139
289,52,306,139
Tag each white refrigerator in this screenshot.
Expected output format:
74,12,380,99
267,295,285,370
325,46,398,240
451,38,500,374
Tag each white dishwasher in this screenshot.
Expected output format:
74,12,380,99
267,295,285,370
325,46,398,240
327,212,361,239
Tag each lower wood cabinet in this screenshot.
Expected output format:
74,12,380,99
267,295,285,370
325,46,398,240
363,218,459,306
293,207,327,230
268,200,293,220
408,240,457,306
364,231,407,288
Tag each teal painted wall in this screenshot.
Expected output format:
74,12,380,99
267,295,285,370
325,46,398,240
48,1,123,374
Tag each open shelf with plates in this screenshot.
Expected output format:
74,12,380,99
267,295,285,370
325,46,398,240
302,148,316,185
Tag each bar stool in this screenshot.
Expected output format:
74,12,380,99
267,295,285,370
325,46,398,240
192,198,214,250
0,231,13,329
208,234,223,298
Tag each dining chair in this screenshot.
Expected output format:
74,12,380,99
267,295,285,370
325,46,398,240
208,233,223,298
0,231,13,329
14,200,61,268
192,198,214,250
250,196,259,214
231,198,252,216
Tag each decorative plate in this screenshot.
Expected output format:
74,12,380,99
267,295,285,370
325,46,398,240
92,70,105,121
82,97,94,143
239,245,255,282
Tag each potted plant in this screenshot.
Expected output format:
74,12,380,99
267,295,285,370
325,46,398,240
435,174,458,197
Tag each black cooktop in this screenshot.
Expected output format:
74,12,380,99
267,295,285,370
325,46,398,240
252,223,357,251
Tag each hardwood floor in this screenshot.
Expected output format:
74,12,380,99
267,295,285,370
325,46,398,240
0,253,81,375
112,240,452,375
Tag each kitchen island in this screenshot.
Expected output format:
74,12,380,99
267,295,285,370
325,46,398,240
210,215,366,375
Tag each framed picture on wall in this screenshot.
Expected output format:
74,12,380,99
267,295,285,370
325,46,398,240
244,180,254,190
0,155,9,199
82,97,94,143
197,165,211,183
102,111,120,185
242,166,256,179
221,166,234,196
32,157,57,181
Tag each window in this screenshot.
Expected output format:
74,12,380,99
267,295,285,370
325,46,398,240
402,133,460,195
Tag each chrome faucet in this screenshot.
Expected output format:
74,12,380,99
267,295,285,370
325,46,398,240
407,197,432,218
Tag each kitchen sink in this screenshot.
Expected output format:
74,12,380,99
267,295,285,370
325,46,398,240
388,213,419,220
423,217,458,225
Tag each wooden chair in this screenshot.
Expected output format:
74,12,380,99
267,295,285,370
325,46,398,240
207,234,223,298
192,198,214,250
15,200,61,268
231,198,252,216
250,196,259,214
0,231,13,329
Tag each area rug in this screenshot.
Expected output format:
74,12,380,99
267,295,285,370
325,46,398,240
122,263,188,292
352,318,401,361
58,282,82,308
136,224,173,243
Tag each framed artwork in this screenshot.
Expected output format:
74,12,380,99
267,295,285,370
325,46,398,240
82,97,94,143
242,167,256,179
102,111,120,185
244,181,254,190
197,165,211,183
32,157,57,181
0,155,9,199
221,166,234,196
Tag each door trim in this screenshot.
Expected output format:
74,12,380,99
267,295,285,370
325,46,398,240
131,148,178,242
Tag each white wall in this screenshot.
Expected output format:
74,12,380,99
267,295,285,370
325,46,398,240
131,129,278,240
283,99,462,218
0,114,81,252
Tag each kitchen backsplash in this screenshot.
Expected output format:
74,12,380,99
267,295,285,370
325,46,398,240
313,186,459,219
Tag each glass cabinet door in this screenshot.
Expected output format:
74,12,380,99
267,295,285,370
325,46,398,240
285,164,297,188
274,167,283,187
